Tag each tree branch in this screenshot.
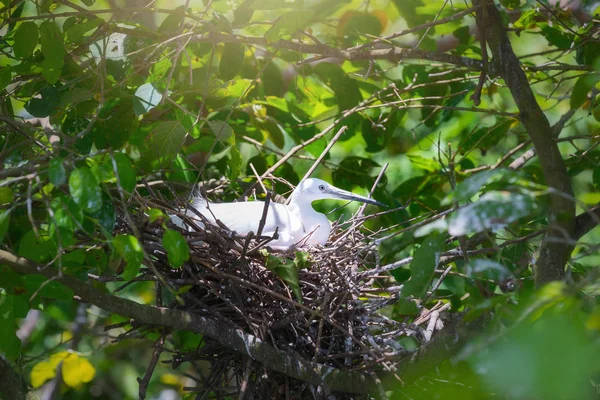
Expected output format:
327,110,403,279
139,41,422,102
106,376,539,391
193,32,486,71
0,357,30,400
575,203,600,240
473,0,575,285
0,250,376,395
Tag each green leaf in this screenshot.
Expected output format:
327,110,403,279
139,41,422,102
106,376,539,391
263,62,284,96
361,111,402,153
90,157,114,183
0,266,25,295
228,146,242,180
148,208,166,223
13,21,38,59
87,193,115,235
391,0,426,28
470,313,599,400
443,169,521,205
158,5,185,34
449,191,537,236
148,120,187,160
338,11,382,38
0,187,13,204
458,120,512,155
50,196,82,236
313,63,362,113
113,234,143,280
263,251,302,302
113,153,136,194
593,103,600,122
499,0,523,9
414,217,448,237
65,18,102,44
18,231,57,263
62,249,86,268
576,40,600,66
169,155,196,183
41,58,61,84
81,0,95,5
92,98,136,149
162,229,190,268
540,25,574,50
0,67,11,90
219,43,245,80
69,167,103,212
465,259,513,281
150,55,171,82
0,209,10,244
401,233,446,299
294,251,312,269
513,9,538,29
7,2,24,33
332,156,382,191
265,9,315,42
86,249,107,272
570,75,598,110
407,154,439,172
208,120,234,143
23,275,74,300
49,158,67,186
25,86,60,118
39,21,65,84
261,118,285,149
394,298,419,316
134,83,163,115
0,295,22,360
233,0,303,21
593,167,600,190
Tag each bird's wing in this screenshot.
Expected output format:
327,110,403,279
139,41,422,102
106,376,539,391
204,201,305,239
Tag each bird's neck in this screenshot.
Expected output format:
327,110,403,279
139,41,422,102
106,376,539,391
288,197,330,232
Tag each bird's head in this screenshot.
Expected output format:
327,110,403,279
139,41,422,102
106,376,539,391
292,178,386,207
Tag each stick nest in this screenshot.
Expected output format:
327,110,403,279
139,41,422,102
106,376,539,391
114,183,415,399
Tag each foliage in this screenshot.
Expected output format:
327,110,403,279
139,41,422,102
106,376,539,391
0,0,599,398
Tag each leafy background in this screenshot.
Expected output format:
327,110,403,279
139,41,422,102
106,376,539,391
0,0,600,398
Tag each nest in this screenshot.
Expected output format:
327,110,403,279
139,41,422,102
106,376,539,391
110,182,419,399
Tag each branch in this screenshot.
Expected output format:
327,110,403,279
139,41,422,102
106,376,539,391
0,357,30,400
0,250,376,395
474,0,575,285
350,6,479,51
575,203,600,240
193,32,486,71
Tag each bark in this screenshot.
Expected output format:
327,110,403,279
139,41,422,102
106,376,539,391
473,0,576,285
0,357,34,400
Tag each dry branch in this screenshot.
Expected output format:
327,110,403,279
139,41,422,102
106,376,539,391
0,249,377,395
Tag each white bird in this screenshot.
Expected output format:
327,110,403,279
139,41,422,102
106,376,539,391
178,178,385,250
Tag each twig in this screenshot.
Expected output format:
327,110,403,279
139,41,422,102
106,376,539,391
470,8,488,106
137,335,166,400
300,126,348,183
255,192,271,239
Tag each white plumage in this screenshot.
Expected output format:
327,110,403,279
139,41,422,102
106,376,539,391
178,178,385,250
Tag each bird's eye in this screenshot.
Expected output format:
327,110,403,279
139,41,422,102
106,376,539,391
318,185,325,191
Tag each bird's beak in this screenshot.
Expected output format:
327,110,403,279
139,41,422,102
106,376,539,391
328,186,387,207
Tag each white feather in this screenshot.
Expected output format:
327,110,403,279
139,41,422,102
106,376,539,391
172,178,385,250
